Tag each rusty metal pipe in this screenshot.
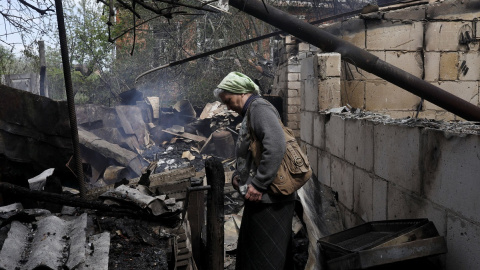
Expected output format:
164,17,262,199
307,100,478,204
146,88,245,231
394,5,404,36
229,0,480,121
55,0,87,198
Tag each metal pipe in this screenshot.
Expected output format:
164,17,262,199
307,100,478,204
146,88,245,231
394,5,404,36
229,0,480,121
55,0,87,198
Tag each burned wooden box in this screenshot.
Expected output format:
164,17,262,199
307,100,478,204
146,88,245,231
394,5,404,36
318,219,447,270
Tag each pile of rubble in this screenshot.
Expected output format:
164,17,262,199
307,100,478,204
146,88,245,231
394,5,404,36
0,84,308,269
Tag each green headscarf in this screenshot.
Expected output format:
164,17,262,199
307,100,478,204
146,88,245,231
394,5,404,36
217,72,260,95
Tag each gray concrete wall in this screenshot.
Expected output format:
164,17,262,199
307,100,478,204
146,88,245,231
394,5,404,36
274,1,480,269
299,104,480,269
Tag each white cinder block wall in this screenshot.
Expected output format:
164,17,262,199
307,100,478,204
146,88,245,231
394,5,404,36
272,0,480,269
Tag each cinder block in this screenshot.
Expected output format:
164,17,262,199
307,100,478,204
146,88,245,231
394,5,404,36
458,51,480,81
341,18,366,49
423,81,479,110
301,56,319,112
363,51,386,80
345,118,374,171
353,167,373,222
422,129,480,224
424,52,440,82
427,0,480,20
287,113,300,122
319,77,341,110
317,53,341,78
288,63,301,73
313,113,326,149
366,21,424,51
365,81,422,110
387,185,447,234
341,81,365,109
385,51,423,78
325,114,345,159
299,42,310,51
331,157,354,210
287,105,299,114
288,73,300,82
288,89,299,97
372,178,387,220
338,204,357,229
301,111,313,144
287,97,301,105
287,121,299,130
285,35,296,44
306,144,318,177
446,215,480,270
439,52,459,81
434,111,457,122
317,150,331,186
297,51,308,61
425,21,467,52
288,81,302,90
374,123,422,193
384,5,426,21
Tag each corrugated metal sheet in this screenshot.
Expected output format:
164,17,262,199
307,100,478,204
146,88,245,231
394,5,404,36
0,212,110,270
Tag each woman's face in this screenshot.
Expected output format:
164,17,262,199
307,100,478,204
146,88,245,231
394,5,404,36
219,92,247,114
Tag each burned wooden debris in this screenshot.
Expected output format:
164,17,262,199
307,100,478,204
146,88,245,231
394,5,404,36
0,84,308,269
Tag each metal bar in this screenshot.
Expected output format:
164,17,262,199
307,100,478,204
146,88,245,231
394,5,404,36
228,0,480,121
54,0,87,198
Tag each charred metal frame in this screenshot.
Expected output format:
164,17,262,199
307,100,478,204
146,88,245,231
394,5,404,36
229,0,480,121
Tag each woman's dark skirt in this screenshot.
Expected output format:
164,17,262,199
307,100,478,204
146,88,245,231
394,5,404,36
235,200,295,270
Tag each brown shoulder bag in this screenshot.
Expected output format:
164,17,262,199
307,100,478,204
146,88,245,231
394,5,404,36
247,102,312,195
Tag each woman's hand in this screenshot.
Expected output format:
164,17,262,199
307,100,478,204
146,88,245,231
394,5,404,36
232,175,240,191
245,184,263,202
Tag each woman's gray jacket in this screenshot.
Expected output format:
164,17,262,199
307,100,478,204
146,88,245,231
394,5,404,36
234,97,296,203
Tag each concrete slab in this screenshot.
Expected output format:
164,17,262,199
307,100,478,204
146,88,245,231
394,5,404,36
331,157,354,210
353,167,373,222
301,55,319,112
365,81,422,110
345,118,374,171
424,52,440,82
313,112,326,149
446,214,480,270
325,114,345,159
366,21,424,51
422,129,480,224
317,150,331,186
374,123,422,193
341,18,366,49
425,21,469,52
301,111,314,145
458,51,480,81
387,185,447,235
385,51,423,78
373,178,387,220
340,80,365,109
319,77,341,110
423,81,479,110
306,144,318,177
439,52,459,81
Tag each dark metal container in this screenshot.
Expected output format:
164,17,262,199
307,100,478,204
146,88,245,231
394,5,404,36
318,219,447,270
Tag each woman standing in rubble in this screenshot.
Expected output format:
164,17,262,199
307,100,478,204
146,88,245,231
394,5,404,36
213,72,294,270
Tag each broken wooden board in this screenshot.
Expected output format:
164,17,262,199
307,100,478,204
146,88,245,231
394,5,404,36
86,166,196,200
162,129,207,143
